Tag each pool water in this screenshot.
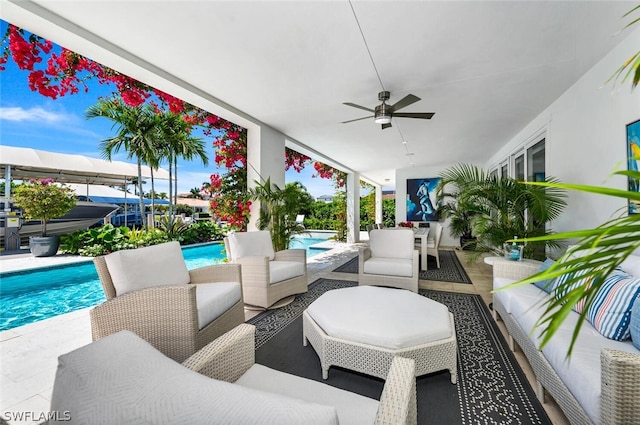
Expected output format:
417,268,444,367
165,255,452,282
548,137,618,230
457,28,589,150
0,237,329,331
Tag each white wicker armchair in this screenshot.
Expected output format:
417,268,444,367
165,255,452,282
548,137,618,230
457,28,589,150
50,324,417,425
91,241,245,363
359,229,419,293
224,231,307,309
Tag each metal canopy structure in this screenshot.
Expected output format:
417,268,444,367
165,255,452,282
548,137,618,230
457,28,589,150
65,183,170,205
0,146,170,185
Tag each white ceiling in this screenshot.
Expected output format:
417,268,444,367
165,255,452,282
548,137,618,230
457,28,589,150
1,0,635,187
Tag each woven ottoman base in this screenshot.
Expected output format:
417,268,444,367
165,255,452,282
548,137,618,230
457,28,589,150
302,287,457,382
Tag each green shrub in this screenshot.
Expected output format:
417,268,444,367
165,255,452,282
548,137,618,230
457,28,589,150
61,220,226,257
181,221,224,244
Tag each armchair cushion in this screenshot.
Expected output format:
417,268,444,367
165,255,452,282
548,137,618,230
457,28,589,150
51,330,340,425
269,261,305,284
369,229,414,259
196,282,243,329
236,364,378,424
104,241,190,296
227,231,275,261
363,257,413,277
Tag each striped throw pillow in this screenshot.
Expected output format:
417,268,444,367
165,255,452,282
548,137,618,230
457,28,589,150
586,270,640,341
554,268,597,313
631,295,640,350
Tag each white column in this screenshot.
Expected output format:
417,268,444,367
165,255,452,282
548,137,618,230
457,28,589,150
375,185,383,224
246,124,287,230
346,172,360,243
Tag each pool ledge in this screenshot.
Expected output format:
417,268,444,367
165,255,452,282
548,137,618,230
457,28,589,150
0,253,92,275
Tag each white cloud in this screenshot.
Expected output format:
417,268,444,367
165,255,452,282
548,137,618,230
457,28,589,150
0,106,70,124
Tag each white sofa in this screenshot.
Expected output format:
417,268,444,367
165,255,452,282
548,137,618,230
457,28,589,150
492,254,640,425
49,324,417,425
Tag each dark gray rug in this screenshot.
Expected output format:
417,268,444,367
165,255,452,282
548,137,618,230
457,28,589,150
332,250,473,284
247,278,551,425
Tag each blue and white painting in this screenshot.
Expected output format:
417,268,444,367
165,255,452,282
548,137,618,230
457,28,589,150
628,119,640,215
406,177,441,222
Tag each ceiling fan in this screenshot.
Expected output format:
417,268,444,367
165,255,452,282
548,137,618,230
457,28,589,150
342,91,435,129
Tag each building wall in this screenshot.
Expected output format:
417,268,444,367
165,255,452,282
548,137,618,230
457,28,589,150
486,26,640,236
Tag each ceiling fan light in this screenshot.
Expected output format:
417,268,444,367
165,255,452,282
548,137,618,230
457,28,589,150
374,103,391,124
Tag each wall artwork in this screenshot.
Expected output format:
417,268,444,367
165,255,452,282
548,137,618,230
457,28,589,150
406,177,441,222
628,119,640,215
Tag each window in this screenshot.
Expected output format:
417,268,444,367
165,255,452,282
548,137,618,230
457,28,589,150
500,161,509,178
527,139,545,182
514,153,525,181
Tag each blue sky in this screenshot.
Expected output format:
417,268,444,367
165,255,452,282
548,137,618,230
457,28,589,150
0,19,337,198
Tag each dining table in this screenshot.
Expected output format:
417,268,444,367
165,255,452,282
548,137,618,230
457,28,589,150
412,227,430,271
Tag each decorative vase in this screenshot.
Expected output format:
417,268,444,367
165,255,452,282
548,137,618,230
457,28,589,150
503,242,523,261
29,235,60,257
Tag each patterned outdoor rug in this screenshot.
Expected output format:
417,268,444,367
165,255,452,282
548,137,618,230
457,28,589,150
247,278,551,425
332,250,473,284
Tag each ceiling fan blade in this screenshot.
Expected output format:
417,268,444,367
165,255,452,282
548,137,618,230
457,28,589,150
389,94,420,112
381,122,392,130
341,115,374,124
343,102,375,113
392,112,435,119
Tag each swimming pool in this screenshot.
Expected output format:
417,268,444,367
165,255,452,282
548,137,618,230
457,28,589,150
0,237,330,331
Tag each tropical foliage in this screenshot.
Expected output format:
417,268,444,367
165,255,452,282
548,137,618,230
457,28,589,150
437,164,567,261
12,179,76,236
247,178,309,251
1,22,358,236
86,99,160,227
60,221,225,256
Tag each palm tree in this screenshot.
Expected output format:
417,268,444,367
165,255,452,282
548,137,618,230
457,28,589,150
86,98,161,228
189,187,202,199
157,112,207,218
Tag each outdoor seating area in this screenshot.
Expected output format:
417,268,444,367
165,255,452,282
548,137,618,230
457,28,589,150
3,236,638,425
1,2,639,425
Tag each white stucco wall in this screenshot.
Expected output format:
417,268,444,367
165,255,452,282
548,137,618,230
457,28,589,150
246,125,287,230
486,26,640,235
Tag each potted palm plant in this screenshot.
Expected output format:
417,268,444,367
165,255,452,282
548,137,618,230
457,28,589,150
436,184,477,250
12,178,76,257
437,163,567,260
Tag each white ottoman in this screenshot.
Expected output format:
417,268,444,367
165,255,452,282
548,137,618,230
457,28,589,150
303,286,457,382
